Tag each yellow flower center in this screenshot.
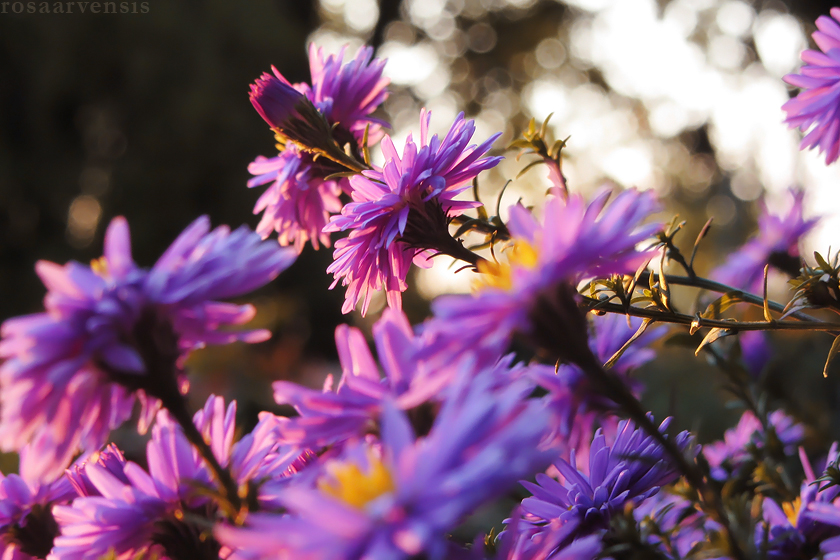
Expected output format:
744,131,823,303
317,455,395,509
90,257,109,279
474,241,539,291
783,497,801,527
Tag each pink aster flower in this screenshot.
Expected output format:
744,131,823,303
783,8,840,164
0,448,76,560
50,396,308,560
217,366,553,560
248,45,389,253
424,188,662,368
326,110,502,315
0,217,295,482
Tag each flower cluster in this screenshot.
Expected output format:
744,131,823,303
5,8,840,559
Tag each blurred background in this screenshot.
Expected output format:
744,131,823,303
2,0,840,467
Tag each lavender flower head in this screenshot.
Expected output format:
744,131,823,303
273,308,460,450
0,216,295,482
783,8,840,164
218,367,553,560
326,109,501,315
248,45,389,253
0,449,76,560
50,395,307,560
517,416,694,551
713,188,817,292
703,409,804,479
760,444,840,560
426,188,661,366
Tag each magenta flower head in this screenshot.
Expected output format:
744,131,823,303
0,448,76,560
326,110,501,315
517,416,694,550
248,45,389,254
783,8,840,164
713,188,818,292
425,188,661,367
273,308,457,449
0,216,295,482
250,72,307,132
218,368,553,560
50,395,307,560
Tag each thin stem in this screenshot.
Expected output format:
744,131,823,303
582,298,840,333
658,274,816,321
574,351,748,560
164,396,242,517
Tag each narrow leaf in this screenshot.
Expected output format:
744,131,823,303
605,318,654,369
695,327,736,356
701,291,746,319
824,335,840,377
762,264,773,322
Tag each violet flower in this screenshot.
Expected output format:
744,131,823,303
703,409,804,480
712,189,817,293
783,8,840,165
217,367,553,560
50,395,307,560
518,416,694,549
326,109,501,315
248,45,389,253
0,449,76,560
425,188,661,368
273,308,459,449
0,216,295,482
760,444,840,560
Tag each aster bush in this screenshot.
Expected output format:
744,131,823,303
7,9,840,560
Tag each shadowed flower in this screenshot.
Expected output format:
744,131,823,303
783,8,840,164
703,409,804,480
326,110,501,315
218,367,553,560
0,217,295,482
248,45,389,253
50,396,307,560
712,189,817,293
425,188,661,367
517,416,693,552
760,443,840,560
0,449,76,560
272,308,459,449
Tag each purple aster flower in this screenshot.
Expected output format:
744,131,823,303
50,395,307,560
273,308,460,449
517,416,693,550
0,216,295,482
487,512,601,560
217,367,554,560
783,8,840,164
631,490,717,558
248,45,389,253
325,109,502,315
0,449,76,560
759,444,840,560
425,188,661,368
703,409,804,480
712,189,818,293
248,146,343,253
529,314,664,461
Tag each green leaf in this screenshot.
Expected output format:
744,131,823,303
815,251,832,271
695,327,736,356
824,335,840,378
701,291,746,319
604,318,654,369
516,160,545,179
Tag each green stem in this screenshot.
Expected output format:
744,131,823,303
582,298,840,333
